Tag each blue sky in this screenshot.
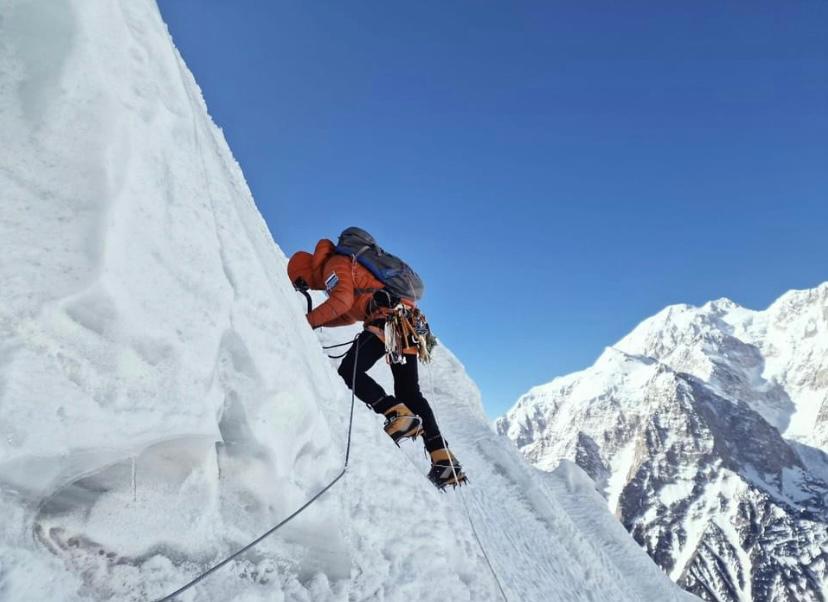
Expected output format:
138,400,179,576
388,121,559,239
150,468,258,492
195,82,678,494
159,1,827,417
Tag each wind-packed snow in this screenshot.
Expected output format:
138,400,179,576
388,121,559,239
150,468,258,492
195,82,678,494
0,2,691,601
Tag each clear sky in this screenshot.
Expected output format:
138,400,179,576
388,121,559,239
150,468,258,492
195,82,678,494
159,1,827,418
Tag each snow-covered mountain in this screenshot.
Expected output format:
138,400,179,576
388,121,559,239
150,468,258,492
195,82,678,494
615,286,828,449
498,284,828,602
0,2,692,601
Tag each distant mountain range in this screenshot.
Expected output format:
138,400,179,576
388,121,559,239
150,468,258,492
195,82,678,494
498,283,828,601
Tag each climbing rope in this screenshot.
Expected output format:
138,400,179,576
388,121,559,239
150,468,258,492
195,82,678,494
154,333,361,602
425,364,510,602
321,340,355,350
322,339,356,359
458,488,510,602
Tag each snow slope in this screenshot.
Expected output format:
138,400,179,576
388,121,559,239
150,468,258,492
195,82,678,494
498,286,828,601
0,2,691,601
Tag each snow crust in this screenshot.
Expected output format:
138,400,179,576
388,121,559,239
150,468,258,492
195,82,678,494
0,2,690,601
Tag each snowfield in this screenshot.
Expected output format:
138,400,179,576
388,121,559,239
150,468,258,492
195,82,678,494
0,1,692,601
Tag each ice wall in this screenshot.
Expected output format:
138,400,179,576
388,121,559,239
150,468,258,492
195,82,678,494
0,2,694,601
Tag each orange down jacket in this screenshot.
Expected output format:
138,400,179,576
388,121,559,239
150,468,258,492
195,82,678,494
288,239,387,329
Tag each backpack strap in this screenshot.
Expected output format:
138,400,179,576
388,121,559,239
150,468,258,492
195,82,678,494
354,245,372,258
349,246,376,297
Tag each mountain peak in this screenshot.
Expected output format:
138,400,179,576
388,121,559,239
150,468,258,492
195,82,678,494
500,282,828,601
702,296,740,313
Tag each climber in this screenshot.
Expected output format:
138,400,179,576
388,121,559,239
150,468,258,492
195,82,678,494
287,227,466,489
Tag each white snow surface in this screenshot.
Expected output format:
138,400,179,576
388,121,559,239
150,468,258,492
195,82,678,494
0,2,691,601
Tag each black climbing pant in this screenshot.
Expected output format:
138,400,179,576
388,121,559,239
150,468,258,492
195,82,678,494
338,330,444,452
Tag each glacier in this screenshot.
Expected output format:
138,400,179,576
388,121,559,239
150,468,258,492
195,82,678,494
0,1,692,601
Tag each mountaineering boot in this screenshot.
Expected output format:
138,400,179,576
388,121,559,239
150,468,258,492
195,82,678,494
382,402,423,445
427,447,467,490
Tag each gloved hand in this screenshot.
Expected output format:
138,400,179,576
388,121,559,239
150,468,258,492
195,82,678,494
372,289,398,308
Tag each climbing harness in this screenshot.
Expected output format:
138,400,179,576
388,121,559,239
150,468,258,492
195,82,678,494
154,333,362,602
382,305,435,365
322,305,434,363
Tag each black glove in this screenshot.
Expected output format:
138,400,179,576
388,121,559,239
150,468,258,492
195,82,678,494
372,289,398,308
293,277,309,292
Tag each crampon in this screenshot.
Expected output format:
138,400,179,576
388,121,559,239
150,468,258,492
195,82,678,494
383,404,424,445
427,448,468,490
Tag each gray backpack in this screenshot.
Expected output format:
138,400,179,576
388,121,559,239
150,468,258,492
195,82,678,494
335,227,425,301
